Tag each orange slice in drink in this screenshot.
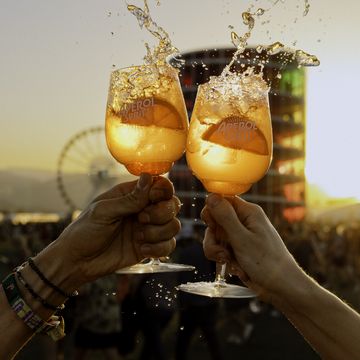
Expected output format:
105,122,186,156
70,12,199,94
119,97,184,130
202,115,269,156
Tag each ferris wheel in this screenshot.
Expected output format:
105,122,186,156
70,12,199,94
57,127,136,211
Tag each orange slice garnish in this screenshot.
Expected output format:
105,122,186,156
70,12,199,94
202,115,269,156
119,97,184,130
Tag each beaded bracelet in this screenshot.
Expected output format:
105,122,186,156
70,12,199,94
15,268,65,311
2,273,65,341
28,257,78,298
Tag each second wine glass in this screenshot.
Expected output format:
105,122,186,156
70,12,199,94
105,63,195,273
178,73,273,297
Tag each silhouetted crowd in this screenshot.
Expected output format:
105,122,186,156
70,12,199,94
1,217,360,359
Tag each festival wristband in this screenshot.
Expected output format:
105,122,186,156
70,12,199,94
1,273,65,341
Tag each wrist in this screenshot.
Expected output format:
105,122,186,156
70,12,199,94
16,242,82,320
35,241,83,295
269,261,316,314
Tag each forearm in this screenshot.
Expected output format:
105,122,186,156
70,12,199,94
0,285,33,359
272,266,360,359
0,241,81,359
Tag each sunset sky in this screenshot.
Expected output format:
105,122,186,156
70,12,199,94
1,0,360,199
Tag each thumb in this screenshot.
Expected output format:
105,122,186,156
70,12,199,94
206,194,248,237
94,174,152,220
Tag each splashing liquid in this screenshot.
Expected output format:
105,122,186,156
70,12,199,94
262,42,320,67
186,0,320,195
222,9,261,77
127,1,178,67
223,0,319,79
106,1,188,176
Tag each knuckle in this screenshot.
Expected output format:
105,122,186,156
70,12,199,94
173,196,182,214
144,225,156,241
144,218,181,242
162,238,176,256
163,199,176,214
150,178,174,201
148,201,174,223
170,237,176,252
89,202,102,219
252,204,265,218
172,218,181,235
126,189,140,203
156,202,173,220
200,207,210,223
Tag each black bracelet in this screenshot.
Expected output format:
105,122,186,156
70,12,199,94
15,268,65,312
28,257,78,298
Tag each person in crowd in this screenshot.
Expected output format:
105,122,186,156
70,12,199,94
0,174,181,360
201,194,360,360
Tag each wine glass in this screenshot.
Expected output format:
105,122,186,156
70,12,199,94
177,73,273,297
105,63,195,273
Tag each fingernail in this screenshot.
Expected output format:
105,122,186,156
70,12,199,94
140,244,151,255
137,174,150,190
207,194,222,207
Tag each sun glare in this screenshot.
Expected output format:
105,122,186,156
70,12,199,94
306,72,360,202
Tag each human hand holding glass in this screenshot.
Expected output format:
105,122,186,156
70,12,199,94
105,63,194,273
178,73,273,297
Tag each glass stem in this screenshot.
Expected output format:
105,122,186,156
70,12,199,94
149,175,161,267
215,263,227,284
215,215,228,285
150,258,161,266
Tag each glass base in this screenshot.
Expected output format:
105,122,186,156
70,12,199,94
116,260,195,274
125,162,173,176
177,281,256,298
201,180,252,195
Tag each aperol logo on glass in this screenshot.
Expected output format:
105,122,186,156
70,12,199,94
216,117,259,142
120,97,154,121
203,115,268,155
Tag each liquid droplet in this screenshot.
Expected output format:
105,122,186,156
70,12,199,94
303,0,310,16
242,12,254,29
267,41,285,55
231,32,241,48
127,1,178,66
295,50,320,66
256,45,265,54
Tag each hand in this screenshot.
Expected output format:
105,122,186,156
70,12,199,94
43,174,181,287
201,194,300,301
